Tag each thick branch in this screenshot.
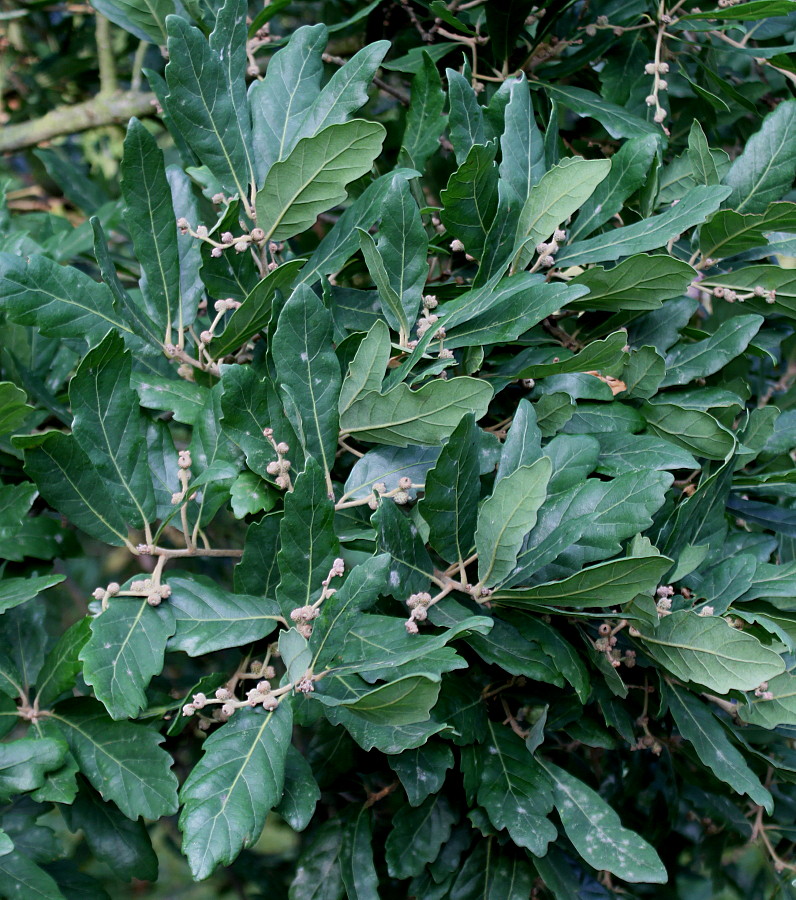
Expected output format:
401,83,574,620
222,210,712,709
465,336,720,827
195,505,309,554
0,91,156,153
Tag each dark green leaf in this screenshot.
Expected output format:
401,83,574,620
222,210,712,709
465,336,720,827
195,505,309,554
62,784,158,883
420,414,480,565
81,598,175,720
385,793,457,878
273,285,341,481
180,704,292,880
48,698,178,820
167,574,281,656
542,760,667,883
477,722,555,855
70,332,156,529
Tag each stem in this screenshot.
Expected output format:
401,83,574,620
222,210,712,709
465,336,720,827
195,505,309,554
95,14,118,96
131,41,148,93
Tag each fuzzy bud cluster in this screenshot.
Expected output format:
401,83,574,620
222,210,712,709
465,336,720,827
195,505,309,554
323,558,345,586
536,231,565,268
450,238,465,253
214,298,241,313
632,733,663,755
415,312,438,338
754,681,774,701
263,429,292,490
405,592,432,633
178,216,272,260
714,285,776,305
290,604,319,638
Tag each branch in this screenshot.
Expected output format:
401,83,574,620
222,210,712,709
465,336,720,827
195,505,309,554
0,91,156,153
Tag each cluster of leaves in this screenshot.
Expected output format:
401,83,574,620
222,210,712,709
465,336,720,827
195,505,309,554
2,0,796,897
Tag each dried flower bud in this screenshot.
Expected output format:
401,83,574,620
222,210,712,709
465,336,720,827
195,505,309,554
439,348,454,359
423,294,438,309
178,450,192,469
296,678,314,694
699,606,715,617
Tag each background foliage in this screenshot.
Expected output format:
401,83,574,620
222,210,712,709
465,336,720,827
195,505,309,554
2,0,796,897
